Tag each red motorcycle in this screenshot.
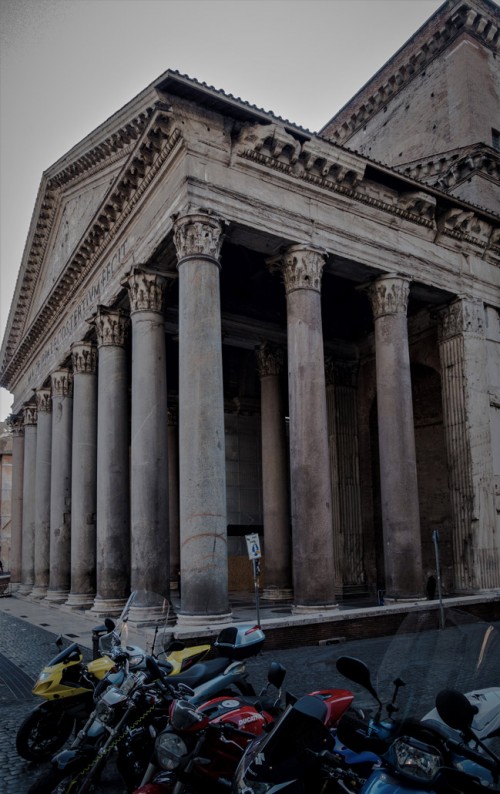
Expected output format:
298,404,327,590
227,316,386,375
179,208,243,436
133,663,354,793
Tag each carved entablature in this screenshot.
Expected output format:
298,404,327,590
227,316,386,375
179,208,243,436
126,270,165,314
270,245,326,295
94,308,129,348
173,212,225,263
368,275,411,319
438,208,492,247
51,368,73,398
71,342,97,375
397,191,437,224
23,404,38,426
256,342,284,378
401,147,500,194
35,388,52,413
325,3,500,145
2,101,179,387
438,297,485,342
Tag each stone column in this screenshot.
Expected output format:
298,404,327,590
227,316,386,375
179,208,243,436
66,342,97,608
92,308,130,615
173,211,231,623
438,298,498,592
19,404,37,596
46,369,73,603
6,415,24,587
368,274,423,599
127,269,169,598
168,408,180,592
275,245,337,610
255,342,292,600
31,388,52,599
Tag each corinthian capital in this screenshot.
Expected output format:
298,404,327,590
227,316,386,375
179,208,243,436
23,404,38,426
72,341,97,374
368,274,410,319
272,245,326,294
35,388,52,413
173,212,225,263
51,368,73,398
438,298,485,342
94,307,129,348
126,269,165,314
7,414,24,436
256,342,284,378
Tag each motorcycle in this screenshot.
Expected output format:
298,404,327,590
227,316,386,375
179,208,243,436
132,660,288,793
234,606,500,792
30,623,267,793
16,590,210,763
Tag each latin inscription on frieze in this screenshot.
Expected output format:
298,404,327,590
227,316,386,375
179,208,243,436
27,240,127,386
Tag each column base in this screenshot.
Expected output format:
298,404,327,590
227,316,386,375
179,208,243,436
262,586,293,601
383,595,427,604
30,586,48,600
44,589,70,604
176,611,233,629
87,596,128,617
127,604,176,628
64,592,96,610
17,583,34,597
292,602,339,615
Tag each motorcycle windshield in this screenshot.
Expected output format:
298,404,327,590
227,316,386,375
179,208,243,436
98,589,172,656
242,695,335,783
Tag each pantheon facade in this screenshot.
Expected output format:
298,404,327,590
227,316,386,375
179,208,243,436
1,0,499,622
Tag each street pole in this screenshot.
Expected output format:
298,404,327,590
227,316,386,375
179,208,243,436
253,558,261,628
432,529,445,629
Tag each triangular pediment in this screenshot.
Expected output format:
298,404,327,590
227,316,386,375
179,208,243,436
1,97,177,387
25,163,124,329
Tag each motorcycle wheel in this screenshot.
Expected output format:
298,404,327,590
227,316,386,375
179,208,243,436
26,767,74,794
16,707,75,762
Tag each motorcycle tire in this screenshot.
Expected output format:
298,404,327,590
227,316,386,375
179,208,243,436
16,707,75,762
26,767,74,794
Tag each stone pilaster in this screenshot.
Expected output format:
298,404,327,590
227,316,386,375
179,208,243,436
46,369,73,603
173,211,231,623
274,244,337,610
19,405,37,596
126,270,170,599
168,408,180,592
31,389,52,599
66,342,97,608
367,274,423,599
91,308,130,615
6,415,24,587
255,342,292,600
438,298,498,592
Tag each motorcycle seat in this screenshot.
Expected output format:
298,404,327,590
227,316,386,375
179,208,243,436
167,657,234,687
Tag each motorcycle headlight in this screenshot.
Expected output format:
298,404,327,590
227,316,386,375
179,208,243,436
155,732,188,770
95,699,114,725
389,736,442,782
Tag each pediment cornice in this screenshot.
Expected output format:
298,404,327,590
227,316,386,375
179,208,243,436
321,1,500,144
1,100,180,387
398,143,500,196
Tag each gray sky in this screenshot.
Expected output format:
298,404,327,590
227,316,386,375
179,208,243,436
0,0,443,421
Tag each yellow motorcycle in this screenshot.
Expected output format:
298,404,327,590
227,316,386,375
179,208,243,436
16,592,210,763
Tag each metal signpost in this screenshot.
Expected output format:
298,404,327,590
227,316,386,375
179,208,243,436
245,533,262,627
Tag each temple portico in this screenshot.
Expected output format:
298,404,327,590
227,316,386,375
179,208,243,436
2,3,499,620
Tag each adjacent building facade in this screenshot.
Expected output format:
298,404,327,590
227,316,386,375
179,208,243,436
1,0,499,621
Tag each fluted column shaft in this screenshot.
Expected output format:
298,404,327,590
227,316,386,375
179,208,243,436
32,389,52,598
127,270,169,596
173,212,230,622
7,415,24,586
368,274,422,598
438,298,497,592
46,369,73,602
256,343,291,599
92,308,130,614
67,342,97,608
19,406,37,595
278,245,337,609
